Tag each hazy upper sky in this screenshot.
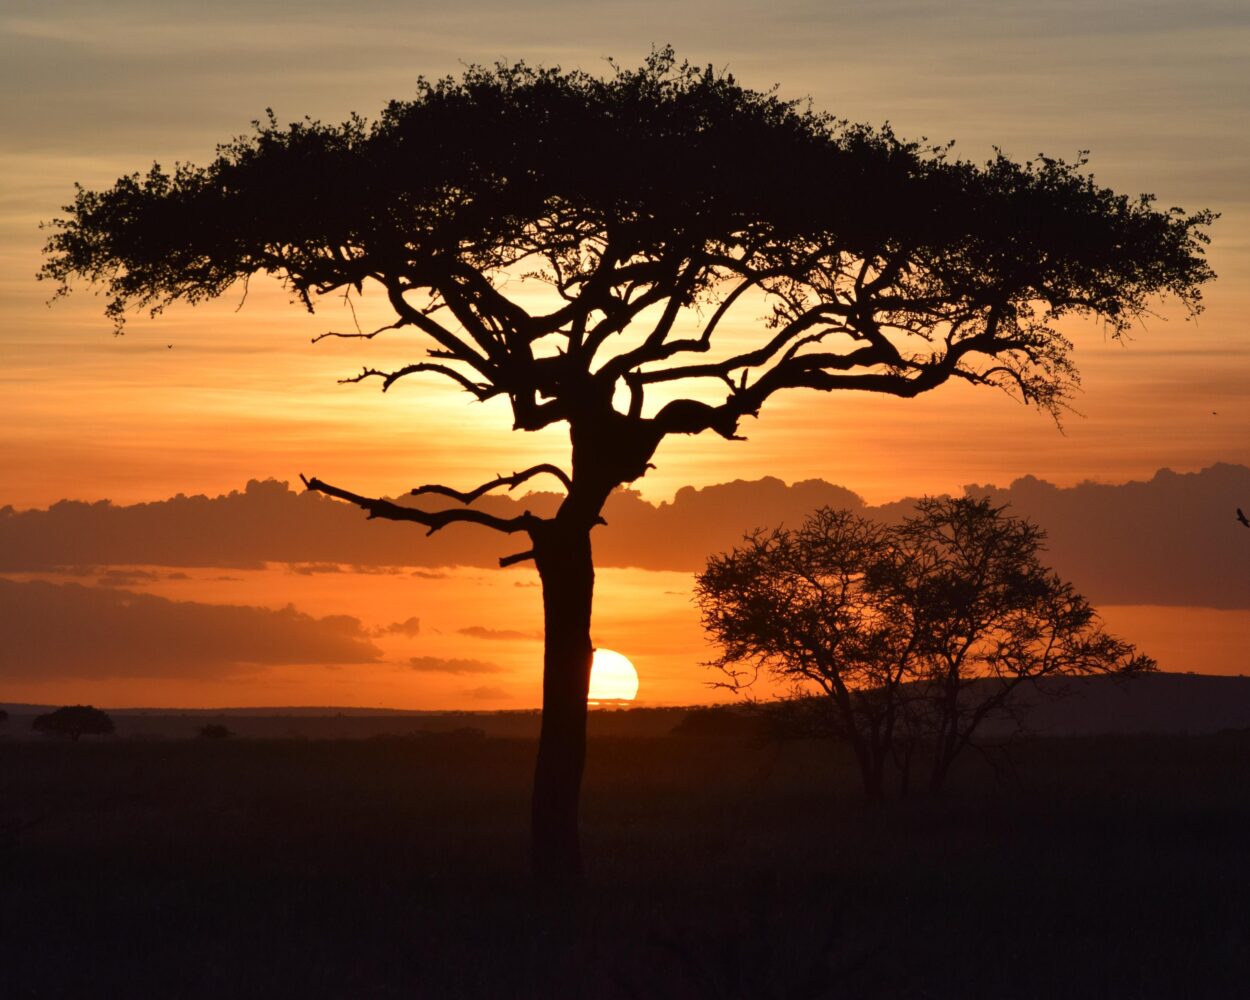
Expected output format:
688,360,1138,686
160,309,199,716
2,1,1248,707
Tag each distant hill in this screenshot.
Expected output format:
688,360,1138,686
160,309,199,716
987,672,1250,737
4,674,1250,740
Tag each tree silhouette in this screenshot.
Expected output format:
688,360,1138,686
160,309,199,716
41,50,1213,881
697,499,1155,799
32,705,115,742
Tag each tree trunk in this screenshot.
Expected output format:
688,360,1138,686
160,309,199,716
848,738,883,803
530,523,595,886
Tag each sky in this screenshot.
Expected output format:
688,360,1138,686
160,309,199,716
2,1,1248,708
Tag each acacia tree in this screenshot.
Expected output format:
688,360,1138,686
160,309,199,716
40,50,1212,881
697,499,1155,799
889,497,1156,790
696,509,918,800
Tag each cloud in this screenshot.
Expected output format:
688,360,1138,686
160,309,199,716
4,465,1250,608
0,479,559,573
457,625,540,641
943,465,1250,610
462,685,510,701
287,562,342,575
376,616,421,637
408,655,502,675
97,568,163,587
0,579,381,680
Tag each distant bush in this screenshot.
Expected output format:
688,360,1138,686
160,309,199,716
0,709,8,726
197,723,233,740
32,705,114,742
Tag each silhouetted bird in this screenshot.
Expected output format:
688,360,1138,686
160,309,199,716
1238,508,1250,528
166,344,173,349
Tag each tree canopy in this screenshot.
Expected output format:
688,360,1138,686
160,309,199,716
43,48,1214,470
32,705,115,742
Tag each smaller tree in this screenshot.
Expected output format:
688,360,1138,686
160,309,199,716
32,705,115,742
696,498,1153,799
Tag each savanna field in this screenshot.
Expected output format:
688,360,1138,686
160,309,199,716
4,722,1250,998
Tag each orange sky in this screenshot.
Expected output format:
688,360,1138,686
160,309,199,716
2,2,1248,707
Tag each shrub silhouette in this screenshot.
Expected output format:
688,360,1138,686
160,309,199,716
32,705,115,742
197,723,233,740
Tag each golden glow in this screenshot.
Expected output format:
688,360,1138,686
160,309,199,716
589,648,640,702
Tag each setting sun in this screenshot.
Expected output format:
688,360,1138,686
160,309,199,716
588,648,640,702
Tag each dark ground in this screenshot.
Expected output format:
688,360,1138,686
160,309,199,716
3,729,1249,998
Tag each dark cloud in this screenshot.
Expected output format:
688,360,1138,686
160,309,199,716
97,569,161,588
408,656,501,675
0,479,558,572
457,625,540,641
946,465,1250,610
0,579,381,679
287,562,342,575
462,685,510,701
5,465,1250,608
376,617,421,637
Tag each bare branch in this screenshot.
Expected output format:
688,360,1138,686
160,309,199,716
499,549,536,567
633,303,857,386
338,363,496,398
311,318,409,344
383,279,496,378
411,464,573,504
300,474,542,536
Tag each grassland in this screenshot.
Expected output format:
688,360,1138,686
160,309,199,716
3,729,1249,998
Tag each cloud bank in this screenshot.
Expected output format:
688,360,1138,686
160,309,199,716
4,464,1249,608
0,579,381,679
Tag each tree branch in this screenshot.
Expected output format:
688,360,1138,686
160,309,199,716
311,318,409,344
338,363,497,398
499,549,536,567
383,278,497,377
300,474,542,536
411,464,572,504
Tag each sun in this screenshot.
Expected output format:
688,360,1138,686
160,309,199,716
588,648,640,702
